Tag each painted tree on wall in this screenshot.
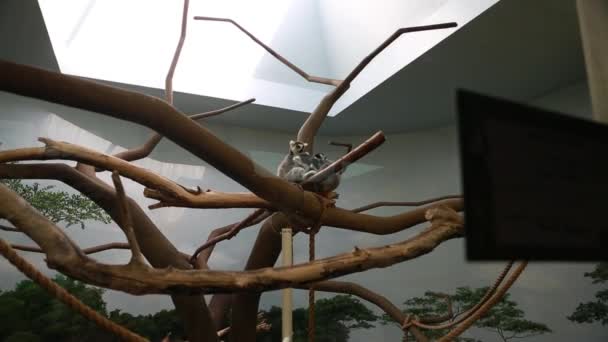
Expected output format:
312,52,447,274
383,287,551,341
0,1,526,341
568,263,608,326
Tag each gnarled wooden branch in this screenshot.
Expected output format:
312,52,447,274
0,163,218,342
0,138,463,234
193,16,342,87
0,140,273,210
0,182,463,295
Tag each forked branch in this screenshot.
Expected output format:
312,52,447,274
296,22,457,149
111,171,146,265
0,182,464,295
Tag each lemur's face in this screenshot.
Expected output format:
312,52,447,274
289,140,307,154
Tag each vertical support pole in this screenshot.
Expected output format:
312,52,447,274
576,0,608,122
281,228,293,342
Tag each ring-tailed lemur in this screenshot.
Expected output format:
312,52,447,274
277,141,346,192
308,152,343,193
277,140,317,183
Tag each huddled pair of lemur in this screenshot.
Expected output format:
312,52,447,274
277,140,344,193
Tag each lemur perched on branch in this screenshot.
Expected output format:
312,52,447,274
277,140,344,193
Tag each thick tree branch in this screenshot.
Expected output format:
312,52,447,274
0,185,463,295
3,61,444,229
0,141,272,210
0,139,463,234
0,163,218,342
296,22,457,150
193,16,342,87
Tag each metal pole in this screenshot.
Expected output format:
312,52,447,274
281,228,293,342
576,0,608,123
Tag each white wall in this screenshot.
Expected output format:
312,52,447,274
0,85,606,341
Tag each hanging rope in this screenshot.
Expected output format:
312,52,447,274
0,238,148,342
437,260,528,341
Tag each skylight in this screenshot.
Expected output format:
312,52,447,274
38,0,499,116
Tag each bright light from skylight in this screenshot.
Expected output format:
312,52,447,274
38,0,499,116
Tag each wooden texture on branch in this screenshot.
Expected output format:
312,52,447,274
0,136,463,234
0,183,463,295
0,140,272,210
193,16,342,87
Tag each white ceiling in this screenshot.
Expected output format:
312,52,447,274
0,0,588,135
37,0,498,115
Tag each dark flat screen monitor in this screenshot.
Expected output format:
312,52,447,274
458,90,608,261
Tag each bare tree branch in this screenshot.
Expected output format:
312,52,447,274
352,195,463,213
293,280,428,342
296,22,457,150
328,141,353,153
0,141,273,210
10,242,130,255
0,139,463,234
195,211,273,269
0,184,464,295
193,16,342,87
190,209,267,265
0,163,219,342
111,171,146,265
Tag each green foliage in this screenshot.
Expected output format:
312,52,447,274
568,263,608,325
0,275,109,342
0,276,185,341
259,295,378,342
383,287,551,341
1,179,111,229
